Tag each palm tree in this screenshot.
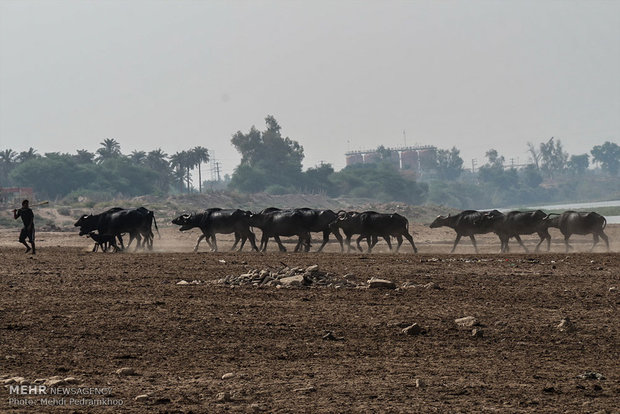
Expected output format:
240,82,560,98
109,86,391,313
130,150,147,165
146,149,169,170
191,146,209,193
170,151,192,193
96,138,122,163
146,149,171,192
17,147,39,163
74,149,95,164
0,149,17,184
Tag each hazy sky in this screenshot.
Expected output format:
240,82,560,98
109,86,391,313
1,0,618,176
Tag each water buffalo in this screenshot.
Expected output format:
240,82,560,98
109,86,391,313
429,210,505,253
545,211,609,252
248,209,311,252
75,207,158,251
172,208,258,252
87,231,118,252
294,208,343,252
332,210,417,253
494,210,551,253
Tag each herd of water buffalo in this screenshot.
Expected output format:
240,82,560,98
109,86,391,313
73,206,610,254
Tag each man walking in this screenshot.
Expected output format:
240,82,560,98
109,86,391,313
14,199,35,254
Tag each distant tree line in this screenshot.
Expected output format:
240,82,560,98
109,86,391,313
1,115,618,208
0,140,209,199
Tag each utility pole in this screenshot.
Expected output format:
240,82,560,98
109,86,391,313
215,162,221,182
471,158,477,173
403,130,407,147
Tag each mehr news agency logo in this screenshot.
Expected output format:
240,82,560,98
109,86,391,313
8,384,123,407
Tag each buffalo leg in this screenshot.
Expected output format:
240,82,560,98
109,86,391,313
395,235,403,252
194,235,206,252
590,234,600,251
231,233,241,251
535,230,551,252
316,230,330,253
356,236,365,252
514,235,529,253
403,232,418,253
383,236,393,253
469,235,479,254
564,234,572,253
450,234,462,253
345,235,352,253
211,236,218,252
599,231,610,251
274,235,287,252
247,231,259,252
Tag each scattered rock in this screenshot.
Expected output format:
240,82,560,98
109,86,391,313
322,331,344,341
153,397,171,404
542,386,557,393
3,377,25,385
249,402,267,412
176,280,189,285
63,377,79,384
557,318,574,332
116,367,136,376
609,286,617,292
280,275,306,287
423,282,440,289
5,355,17,361
454,316,478,327
135,394,149,402
415,379,425,388
472,328,484,338
402,323,422,336
216,391,232,402
221,372,235,380
367,278,396,289
577,372,605,380
215,266,358,289
44,378,66,387
293,386,316,393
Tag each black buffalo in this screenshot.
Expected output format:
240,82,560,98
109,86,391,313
75,207,158,251
429,210,504,253
494,210,551,253
248,209,311,252
545,211,609,252
87,231,118,252
331,211,417,253
172,208,258,252
260,208,343,252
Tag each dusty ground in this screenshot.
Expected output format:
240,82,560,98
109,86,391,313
0,225,618,413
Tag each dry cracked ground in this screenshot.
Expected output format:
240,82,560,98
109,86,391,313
0,226,618,413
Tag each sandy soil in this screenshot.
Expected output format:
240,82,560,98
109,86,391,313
0,226,618,413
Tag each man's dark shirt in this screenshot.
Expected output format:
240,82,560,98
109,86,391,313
16,207,34,229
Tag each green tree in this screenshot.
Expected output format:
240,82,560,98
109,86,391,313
567,154,589,176
96,138,122,163
170,151,192,193
521,164,543,188
539,137,568,178
191,146,210,193
591,141,620,176
74,149,95,164
435,147,464,180
0,149,17,184
17,147,39,163
129,150,147,164
230,115,304,193
303,163,336,195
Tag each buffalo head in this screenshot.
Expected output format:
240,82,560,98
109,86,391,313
172,213,199,231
